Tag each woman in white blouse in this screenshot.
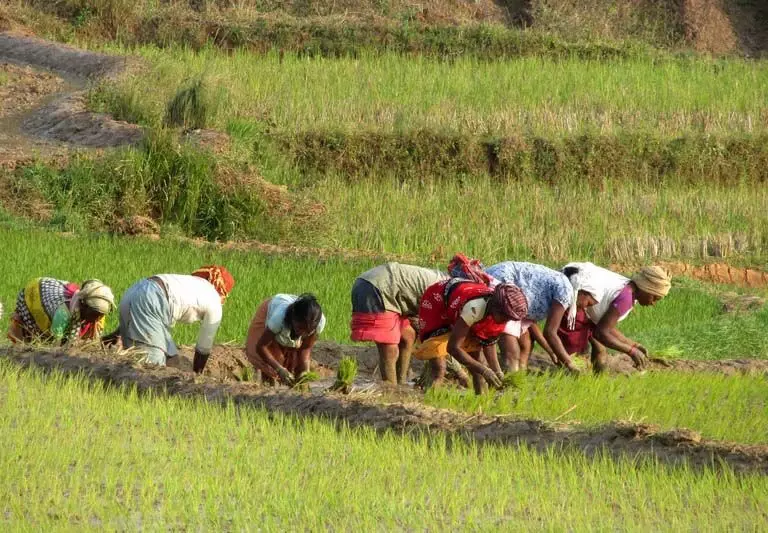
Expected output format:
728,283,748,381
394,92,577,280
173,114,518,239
245,293,326,386
109,265,235,372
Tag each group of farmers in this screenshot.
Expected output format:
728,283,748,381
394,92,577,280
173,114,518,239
7,255,672,393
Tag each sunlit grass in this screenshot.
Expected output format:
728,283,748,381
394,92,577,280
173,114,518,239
1,361,766,529
307,174,768,264
91,46,768,136
425,371,768,444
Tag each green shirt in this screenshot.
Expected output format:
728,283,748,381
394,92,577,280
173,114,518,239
359,262,447,317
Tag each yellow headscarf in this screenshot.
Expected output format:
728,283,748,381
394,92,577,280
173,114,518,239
632,266,672,298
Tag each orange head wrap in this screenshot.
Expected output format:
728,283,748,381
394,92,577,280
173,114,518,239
191,265,235,300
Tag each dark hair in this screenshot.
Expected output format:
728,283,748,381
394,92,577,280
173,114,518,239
285,293,323,333
562,266,579,278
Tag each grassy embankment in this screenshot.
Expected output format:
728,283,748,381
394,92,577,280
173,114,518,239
3,47,765,264
1,361,767,529
4,0,694,60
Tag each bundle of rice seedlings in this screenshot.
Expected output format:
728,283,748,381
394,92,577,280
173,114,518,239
570,355,591,372
500,371,525,390
238,366,255,382
654,346,684,358
292,370,320,390
329,356,358,394
164,77,208,130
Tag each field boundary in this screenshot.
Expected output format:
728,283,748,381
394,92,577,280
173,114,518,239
4,346,767,475
281,130,768,184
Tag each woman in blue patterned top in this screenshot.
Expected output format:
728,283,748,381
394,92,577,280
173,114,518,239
485,261,598,373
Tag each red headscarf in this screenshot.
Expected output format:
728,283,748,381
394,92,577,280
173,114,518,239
191,265,235,300
490,283,528,321
447,253,492,285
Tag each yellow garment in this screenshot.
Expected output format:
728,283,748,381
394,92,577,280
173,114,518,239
632,266,672,298
23,278,51,333
413,333,482,361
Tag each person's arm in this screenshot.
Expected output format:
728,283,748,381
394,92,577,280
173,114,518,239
483,343,503,376
594,307,646,367
254,328,294,384
528,323,558,365
542,303,578,372
448,319,501,387
194,299,222,374
295,333,318,378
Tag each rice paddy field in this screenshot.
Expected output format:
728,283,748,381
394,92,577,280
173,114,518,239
2,0,768,528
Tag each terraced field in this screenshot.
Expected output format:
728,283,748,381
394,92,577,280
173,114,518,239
1,0,767,528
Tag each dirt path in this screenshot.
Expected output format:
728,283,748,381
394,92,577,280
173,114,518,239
3,344,767,475
0,31,141,164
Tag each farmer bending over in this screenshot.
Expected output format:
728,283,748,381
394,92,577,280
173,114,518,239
485,261,599,373
350,262,447,384
245,293,325,386
414,255,528,394
558,264,671,371
108,265,234,372
9,278,115,344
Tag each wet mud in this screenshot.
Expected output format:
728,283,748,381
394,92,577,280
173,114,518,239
3,343,767,475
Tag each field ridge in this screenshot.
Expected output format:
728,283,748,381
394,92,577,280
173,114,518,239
6,346,768,475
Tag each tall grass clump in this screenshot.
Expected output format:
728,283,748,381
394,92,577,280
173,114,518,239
164,77,209,130
12,129,280,241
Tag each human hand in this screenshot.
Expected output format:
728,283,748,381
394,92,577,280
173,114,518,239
480,367,502,389
277,366,296,386
628,345,647,369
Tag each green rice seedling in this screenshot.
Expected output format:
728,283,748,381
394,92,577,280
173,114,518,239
425,371,768,444
164,77,209,130
329,356,357,393
94,46,768,137
569,356,591,373
292,370,320,389
2,359,768,529
501,371,526,390
653,346,685,359
238,365,255,382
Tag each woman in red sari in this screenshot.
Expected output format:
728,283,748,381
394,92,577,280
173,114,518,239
414,255,528,394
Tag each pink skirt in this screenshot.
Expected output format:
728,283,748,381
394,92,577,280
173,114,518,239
350,311,410,344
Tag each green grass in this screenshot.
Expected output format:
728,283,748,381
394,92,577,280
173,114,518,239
91,46,768,136
0,225,765,361
6,0,690,62
622,281,768,359
307,174,768,265
425,371,768,444
0,225,375,344
8,129,294,241
1,360,767,529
